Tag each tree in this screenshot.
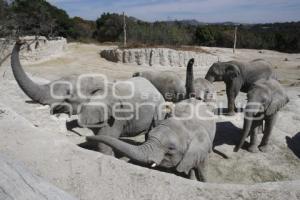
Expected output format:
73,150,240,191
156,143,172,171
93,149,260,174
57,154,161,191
94,13,123,42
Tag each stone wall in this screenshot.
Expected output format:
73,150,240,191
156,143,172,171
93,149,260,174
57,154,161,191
0,36,67,65
100,48,220,67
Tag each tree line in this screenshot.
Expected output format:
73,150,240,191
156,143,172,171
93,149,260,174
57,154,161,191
1,0,299,53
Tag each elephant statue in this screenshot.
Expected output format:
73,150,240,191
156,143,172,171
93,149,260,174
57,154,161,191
11,40,105,114
234,79,289,153
133,58,216,102
205,59,276,115
87,98,216,182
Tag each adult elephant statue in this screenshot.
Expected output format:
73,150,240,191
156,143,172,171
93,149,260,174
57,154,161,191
133,58,216,102
234,79,289,153
205,59,276,115
87,98,216,182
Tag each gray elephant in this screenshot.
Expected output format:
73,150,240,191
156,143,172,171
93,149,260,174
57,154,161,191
194,78,216,102
11,40,106,114
234,79,289,153
132,70,185,102
133,58,216,102
12,41,167,156
205,59,276,115
87,98,216,181
186,58,216,101
67,77,166,155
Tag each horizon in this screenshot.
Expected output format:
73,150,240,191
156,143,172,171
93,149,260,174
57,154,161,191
47,0,300,24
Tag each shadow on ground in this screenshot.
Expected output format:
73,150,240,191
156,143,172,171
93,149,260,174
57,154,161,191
214,107,244,116
213,121,242,147
286,132,300,159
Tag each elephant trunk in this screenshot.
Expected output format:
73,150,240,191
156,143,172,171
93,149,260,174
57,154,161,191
11,42,52,105
234,105,256,152
185,58,195,98
87,135,163,165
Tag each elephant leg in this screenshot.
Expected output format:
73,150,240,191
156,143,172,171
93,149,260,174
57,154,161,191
98,143,115,156
188,169,198,181
226,82,240,116
248,121,262,153
259,114,278,152
195,158,208,182
258,122,264,134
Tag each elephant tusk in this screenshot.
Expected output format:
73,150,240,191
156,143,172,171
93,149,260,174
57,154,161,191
164,102,175,114
151,163,157,168
36,105,50,110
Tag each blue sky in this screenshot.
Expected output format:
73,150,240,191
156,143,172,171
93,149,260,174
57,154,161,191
48,0,300,23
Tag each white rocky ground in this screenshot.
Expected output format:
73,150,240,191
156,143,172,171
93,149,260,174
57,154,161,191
0,43,299,199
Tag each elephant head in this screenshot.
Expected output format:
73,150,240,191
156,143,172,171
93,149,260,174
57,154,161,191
234,79,289,152
76,88,123,128
86,123,206,176
205,61,241,83
11,41,74,105
51,78,108,116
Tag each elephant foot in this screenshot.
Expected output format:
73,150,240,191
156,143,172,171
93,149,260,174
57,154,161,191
101,150,115,156
258,145,270,153
98,145,115,156
227,111,236,116
248,145,259,153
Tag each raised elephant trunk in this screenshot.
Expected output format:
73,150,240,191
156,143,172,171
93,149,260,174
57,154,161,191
11,42,53,105
185,58,195,98
87,135,163,165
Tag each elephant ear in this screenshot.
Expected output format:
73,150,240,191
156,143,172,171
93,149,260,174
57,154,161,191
78,102,111,126
225,64,240,79
265,90,289,116
176,137,208,175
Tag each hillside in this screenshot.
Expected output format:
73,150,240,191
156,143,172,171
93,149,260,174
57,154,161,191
1,0,300,53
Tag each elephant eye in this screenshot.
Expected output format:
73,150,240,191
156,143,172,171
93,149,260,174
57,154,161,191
168,143,176,151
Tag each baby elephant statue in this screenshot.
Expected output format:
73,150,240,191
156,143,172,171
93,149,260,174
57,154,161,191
87,98,216,182
234,79,289,153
